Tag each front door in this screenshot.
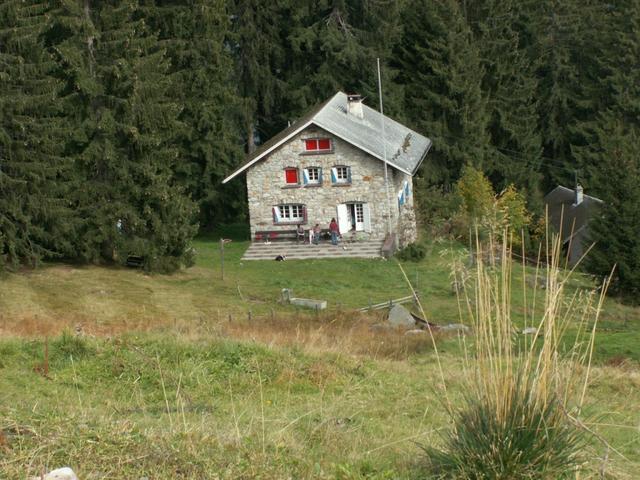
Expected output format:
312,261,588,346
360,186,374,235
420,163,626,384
337,203,370,233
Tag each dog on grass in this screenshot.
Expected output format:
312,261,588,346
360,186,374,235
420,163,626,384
274,255,286,261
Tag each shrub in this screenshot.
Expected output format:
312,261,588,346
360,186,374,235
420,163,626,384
452,165,531,248
396,242,426,262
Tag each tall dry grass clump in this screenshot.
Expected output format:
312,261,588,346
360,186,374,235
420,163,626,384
425,231,610,479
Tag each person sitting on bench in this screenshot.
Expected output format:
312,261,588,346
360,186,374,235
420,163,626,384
296,224,305,244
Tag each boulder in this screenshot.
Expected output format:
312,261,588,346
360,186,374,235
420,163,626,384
439,323,470,333
387,304,416,328
30,467,78,480
404,329,426,336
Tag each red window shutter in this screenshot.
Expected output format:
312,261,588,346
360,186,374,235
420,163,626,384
305,139,317,151
285,168,298,184
318,138,331,150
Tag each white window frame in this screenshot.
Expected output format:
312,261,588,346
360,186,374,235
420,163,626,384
331,165,351,184
303,166,322,185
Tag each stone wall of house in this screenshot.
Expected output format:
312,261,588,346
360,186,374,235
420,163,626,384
391,170,418,246
246,125,417,245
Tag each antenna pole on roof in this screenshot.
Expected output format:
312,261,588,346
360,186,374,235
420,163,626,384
377,58,393,236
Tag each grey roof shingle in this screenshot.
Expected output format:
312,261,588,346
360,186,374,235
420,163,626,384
223,92,432,183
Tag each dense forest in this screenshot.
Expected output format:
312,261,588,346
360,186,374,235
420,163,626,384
1,1,638,294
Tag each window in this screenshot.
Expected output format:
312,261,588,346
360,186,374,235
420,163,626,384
303,167,322,185
331,165,351,184
284,167,299,185
273,204,307,224
304,138,332,152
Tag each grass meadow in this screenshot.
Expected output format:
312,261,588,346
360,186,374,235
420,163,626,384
1,226,639,478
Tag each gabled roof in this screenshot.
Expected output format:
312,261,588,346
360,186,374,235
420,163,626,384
222,91,432,183
544,185,603,243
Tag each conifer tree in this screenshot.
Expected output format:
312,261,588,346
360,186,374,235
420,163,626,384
230,0,288,151
0,0,72,269
528,0,612,189
53,0,197,271
467,0,543,204
283,0,405,121
142,0,244,227
583,2,640,298
586,122,640,299
394,0,490,185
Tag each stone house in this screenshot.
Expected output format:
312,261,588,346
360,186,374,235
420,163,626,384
223,92,432,247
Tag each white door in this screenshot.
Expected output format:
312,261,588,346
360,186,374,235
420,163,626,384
337,204,350,234
362,203,371,233
354,203,365,231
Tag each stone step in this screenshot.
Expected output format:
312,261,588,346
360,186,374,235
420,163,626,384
242,252,383,260
241,240,384,260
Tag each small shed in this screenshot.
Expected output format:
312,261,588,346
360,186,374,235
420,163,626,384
544,185,603,265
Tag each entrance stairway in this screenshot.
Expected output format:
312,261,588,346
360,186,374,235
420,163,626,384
241,239,385,261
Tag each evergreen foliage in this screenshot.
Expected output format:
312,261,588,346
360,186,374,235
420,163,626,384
467,0,543,205
394,0,490,186
586,122,640,299
0,0,638,292
0,0,71,268
52,0,197,270
142,0,243,227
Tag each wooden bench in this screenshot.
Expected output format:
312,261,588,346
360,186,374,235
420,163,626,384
126,255,144,268
254,228,331,243
255,230,299,242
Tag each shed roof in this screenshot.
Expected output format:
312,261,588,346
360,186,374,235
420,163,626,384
222,92,432,183
544,185,603,243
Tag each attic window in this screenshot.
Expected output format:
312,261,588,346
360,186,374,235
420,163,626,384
304,138,332,153
284,167,299,185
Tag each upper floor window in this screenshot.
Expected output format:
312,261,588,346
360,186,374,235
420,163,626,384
284,167,299,185
331,165,351,185
303,166,322,185
304,138,332,153
273,204,306,224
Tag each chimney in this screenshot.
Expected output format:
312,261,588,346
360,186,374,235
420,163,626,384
574,184,584,205
347,94,364,120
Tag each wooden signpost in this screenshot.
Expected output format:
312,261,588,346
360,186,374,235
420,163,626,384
220,238,232,280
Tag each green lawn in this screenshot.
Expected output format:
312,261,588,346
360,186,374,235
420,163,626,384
0,334,638,479
1,227,640,477
1,225,638,363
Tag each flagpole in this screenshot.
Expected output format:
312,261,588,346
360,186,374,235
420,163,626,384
377,58,393,236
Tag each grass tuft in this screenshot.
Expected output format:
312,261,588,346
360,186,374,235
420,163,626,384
423,230,611,478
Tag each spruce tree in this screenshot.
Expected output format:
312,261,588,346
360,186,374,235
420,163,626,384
586,122,640,299
466,0,543,205
528,0,612,190
141,0,244,227
584,2,640,298
0,0,72,269
53,0,197,271
283,0,406,121
230,0,288,152
394,0,490,185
